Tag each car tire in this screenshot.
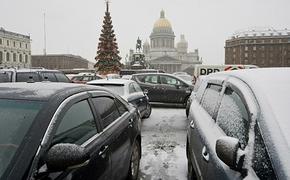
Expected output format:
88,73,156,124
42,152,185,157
127,140,141,180
142,104,152,119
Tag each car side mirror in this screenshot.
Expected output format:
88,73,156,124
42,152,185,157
45,143,90,172
216,136,245,171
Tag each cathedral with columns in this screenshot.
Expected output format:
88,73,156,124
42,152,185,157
136,10,202,73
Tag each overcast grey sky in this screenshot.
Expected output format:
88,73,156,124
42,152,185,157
1,0,290,65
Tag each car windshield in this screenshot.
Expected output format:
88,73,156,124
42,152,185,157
0,99,43,178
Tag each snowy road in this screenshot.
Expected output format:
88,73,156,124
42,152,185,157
138,107,188,180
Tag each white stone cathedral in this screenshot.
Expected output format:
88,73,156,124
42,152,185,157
141,10,202,73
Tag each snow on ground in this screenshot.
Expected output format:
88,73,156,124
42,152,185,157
138,107,188,180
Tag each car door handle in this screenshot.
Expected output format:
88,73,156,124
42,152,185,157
202,146,209,162
129,118,134,127
99,145,109,157
190,120,195,129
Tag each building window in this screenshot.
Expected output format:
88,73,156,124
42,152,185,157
7,40,9,46
6,52,10,61
19,54,22,62
233,48,236,52
0,51,3,63
245,53,248,58
245,46,248,51
13,53,17,62
13,41,16,47
253,46,256,51
25,55,28,63
20,43,22,48
0,38,2,45
25,44,28,49
261,46,265,51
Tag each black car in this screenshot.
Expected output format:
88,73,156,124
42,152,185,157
0,68,71,83
0,82,141,180
131,73,193,106
87,79,151,119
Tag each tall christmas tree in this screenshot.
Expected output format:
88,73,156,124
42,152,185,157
95,0,122,75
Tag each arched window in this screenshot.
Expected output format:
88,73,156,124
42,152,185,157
6,52,10,61
25,55,28,63
19,54,22,62
13,53,17,62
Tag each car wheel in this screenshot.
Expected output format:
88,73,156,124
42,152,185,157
127,140,141,180
142,104,152,119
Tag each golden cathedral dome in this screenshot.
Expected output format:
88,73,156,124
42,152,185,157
153,10,172,30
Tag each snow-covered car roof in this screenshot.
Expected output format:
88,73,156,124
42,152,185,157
87,78,134,85
0,82,106,101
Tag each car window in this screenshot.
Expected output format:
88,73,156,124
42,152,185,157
133,82,142,92
216,88,249,149
200,84,222,119
115,98,128,115
160,75,180,86
92,97,120,129
144,75,158,84
129,83,137,94
0,72,11,82
41,72,57,82
53,100,97,145
71,76,82,81
54,73,70,82
82,76,90,81
16,72,40,82
252,123,276,179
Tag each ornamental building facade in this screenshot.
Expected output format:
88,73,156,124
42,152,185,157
225,28,290,67
139,10,201,73
0,28,31,68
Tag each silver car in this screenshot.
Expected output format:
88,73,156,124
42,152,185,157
186,68,290,179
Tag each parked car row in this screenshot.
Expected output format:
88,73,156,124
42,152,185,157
186,68,290,179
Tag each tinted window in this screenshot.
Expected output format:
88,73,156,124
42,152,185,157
41,72,57,82
54,100,97,145
16,72,40,82
54,73,70,82
252,124,276,179
201,84,222,119
92,97,120,128
115,98,128,115
216,88,249,149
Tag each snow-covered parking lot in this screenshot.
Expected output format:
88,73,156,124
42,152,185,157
138,107,188,180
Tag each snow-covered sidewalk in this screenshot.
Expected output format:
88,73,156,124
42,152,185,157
138,107,188,180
